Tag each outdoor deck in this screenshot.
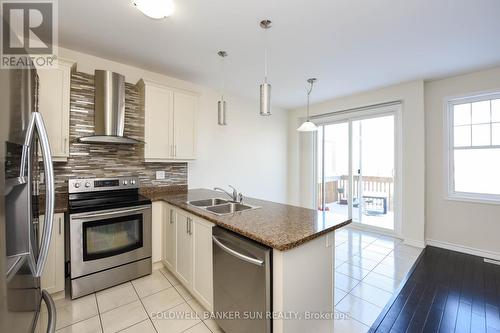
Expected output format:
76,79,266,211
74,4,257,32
318,175,394,230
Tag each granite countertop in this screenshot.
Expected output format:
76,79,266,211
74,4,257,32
140,188,351,251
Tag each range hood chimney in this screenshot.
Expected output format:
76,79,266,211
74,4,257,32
79,70,142,144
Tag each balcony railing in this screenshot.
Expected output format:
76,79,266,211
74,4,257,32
317,175,394,212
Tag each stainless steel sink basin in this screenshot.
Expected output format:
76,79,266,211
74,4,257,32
186,198,260,216
188,198,228,207
205,203,255,215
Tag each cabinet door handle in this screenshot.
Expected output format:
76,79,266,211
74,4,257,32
187,218,192,235
58,217,61,235
186,220,188,234
169,209,174,224
64,138,67,153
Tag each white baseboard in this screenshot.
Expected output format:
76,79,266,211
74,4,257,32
403,238,426,249
345,223,400,239
152,261,164,271
426,238,500,261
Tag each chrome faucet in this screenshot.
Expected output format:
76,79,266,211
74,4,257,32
214,185,243,203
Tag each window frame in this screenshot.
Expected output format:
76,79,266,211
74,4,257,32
445,91,500,204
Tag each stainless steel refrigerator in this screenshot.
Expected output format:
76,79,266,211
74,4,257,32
0,65,57,332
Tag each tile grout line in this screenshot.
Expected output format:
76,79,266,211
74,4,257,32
184,299,218,333
339,233,422,327
51,295,101,332
335,232,386,325
115,319,151,333
129,278,160,333
162,264,220,333
94,293,105,333
335,231,405,328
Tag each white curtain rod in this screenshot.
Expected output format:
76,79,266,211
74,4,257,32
309,100,402,120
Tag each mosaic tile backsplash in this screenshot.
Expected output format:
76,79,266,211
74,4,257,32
50,71,187,194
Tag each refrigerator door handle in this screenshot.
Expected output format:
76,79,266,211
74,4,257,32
41,290,57,333
24,112,55,277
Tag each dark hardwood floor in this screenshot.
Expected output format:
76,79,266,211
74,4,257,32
370,246,500,333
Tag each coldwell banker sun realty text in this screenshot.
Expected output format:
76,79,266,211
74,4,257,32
1,0,58,68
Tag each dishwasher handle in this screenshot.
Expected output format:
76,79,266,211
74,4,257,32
212,235,264,266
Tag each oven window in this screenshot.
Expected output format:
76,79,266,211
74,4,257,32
83,214,143,261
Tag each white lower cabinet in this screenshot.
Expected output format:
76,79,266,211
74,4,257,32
152,202,164,263
162,204,177,272
192,218,214,310
159,202,214,311
39,213,65,295
175,209,193,286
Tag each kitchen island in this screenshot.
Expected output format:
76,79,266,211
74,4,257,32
142,188,351,333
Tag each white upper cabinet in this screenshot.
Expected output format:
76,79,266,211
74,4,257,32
173,92,197,159
37,59,75,161
138,79,198,162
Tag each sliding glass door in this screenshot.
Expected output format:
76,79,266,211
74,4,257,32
316,107,398,232
316,122,350,215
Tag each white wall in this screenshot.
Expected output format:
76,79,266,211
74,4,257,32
189,92,288,203
287,81,425,246
58,47,288,203
425,66,500,259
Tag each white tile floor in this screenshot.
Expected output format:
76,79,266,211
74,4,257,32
42,227,421,333
333,227,423,333
41,268,223,333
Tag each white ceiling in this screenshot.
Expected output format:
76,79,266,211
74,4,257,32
60,0,500,109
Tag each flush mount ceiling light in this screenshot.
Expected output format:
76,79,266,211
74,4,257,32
259,19,272,116
133,0,175,19
217,50,228,126
297,78,319,132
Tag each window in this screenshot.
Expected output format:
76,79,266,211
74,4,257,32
447,93,500,203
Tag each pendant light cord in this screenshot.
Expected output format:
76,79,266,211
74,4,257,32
264,33,268,83
221,56,225,100
306,80,314,120
264,46,268,83
218,51,227,101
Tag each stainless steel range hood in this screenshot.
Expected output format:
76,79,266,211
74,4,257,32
79,70,142,144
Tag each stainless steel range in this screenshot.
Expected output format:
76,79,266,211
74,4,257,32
67,177,152,299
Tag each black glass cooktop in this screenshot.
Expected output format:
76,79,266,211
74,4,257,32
68,189,151,214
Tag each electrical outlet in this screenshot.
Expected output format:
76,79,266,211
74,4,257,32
156,171,166,180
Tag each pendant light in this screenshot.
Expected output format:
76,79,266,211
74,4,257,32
217,50,228,126
259,19,272,116
297,78,319,132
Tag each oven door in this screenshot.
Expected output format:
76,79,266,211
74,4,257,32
69,205,152,278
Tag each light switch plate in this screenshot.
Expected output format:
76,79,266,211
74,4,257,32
156,171,166,180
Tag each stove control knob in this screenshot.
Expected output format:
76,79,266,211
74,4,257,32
74,182,81,188
123,180,128,185
130,179,136,185
85,182,91,188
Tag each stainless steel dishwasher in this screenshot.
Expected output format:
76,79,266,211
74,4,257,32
212,227,271,333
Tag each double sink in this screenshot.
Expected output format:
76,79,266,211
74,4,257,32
187,198,260,216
